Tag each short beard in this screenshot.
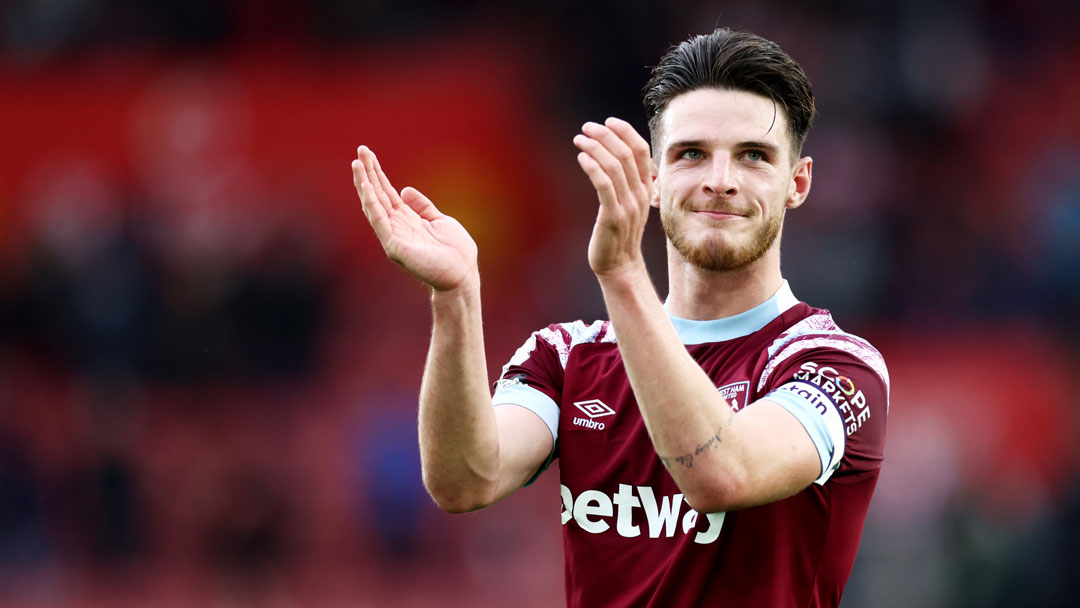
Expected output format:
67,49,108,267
661,208,783,272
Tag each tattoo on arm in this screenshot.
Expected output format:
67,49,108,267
659,409,735,470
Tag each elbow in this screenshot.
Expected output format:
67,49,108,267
422,472,495,514
681,470,749,514
427,491,488,514
683,490,739,515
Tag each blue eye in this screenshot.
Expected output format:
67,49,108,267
680,149,703,160
745,150,764,162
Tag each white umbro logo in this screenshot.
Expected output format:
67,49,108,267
574,399,616,418
571,399,615,431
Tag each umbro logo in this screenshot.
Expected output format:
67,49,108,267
574,399,616,418
572,399,614,430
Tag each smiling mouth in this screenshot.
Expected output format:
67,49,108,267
693,210,746,220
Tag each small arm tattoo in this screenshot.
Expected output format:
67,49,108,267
659,409,735,470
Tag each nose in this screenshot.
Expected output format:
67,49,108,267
702,155,737,198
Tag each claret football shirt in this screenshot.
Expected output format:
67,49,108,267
492,281,889,607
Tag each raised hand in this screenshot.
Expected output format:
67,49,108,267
572,117,655,278
353,146,479,292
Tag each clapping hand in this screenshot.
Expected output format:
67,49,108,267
572,118,656,279
352,146,479,292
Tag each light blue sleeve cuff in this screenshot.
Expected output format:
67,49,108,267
492,383,560,485
764,381,847,485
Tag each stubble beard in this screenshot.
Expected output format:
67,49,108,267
661,207,783,272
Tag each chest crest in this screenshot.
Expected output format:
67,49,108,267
718,381,750,411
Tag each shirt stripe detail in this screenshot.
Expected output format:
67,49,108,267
526,320,614,370
760,334,891,410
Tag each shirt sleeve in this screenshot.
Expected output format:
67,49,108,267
761,347,889,485
492,326,568,483
765,379,848,484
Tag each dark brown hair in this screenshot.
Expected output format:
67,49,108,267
643,28,816,157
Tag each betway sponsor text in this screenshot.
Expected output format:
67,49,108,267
561,483,726,544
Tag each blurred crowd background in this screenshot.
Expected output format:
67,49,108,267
0,0,1077,606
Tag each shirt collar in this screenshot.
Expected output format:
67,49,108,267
664,280,799,345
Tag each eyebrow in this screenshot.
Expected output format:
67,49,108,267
737,140,782,156
664,139,783,157
665,139,705,155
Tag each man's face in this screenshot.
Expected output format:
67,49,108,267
652,88,812,272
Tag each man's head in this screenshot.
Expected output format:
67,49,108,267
642,29,816,273
644,28,815,159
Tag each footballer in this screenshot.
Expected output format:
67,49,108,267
353,27,888,608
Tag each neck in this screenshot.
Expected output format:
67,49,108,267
663,242,784,320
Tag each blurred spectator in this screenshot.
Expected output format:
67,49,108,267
0,428,50,570
201,468,294,586
354,401,426,563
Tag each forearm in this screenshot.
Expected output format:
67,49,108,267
417,276,501,512
598,266,746,510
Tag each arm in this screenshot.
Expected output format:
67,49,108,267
352,147,551,513
572,120,819,512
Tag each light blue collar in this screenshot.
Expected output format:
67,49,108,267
664,281,799,345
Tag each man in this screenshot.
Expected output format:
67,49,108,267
352,27,888,608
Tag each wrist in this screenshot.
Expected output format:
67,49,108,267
431,272,481,305
594,259,651,289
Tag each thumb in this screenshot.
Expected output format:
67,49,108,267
401,186,441,220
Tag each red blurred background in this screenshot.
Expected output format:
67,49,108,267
0,1,1077,606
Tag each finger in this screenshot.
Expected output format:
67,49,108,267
575,151,618,210
583,121,643,189
351,158,369,196
356,147,392,215
353,157,392,218
360,181,394,243
574,131,633,209
369,149,405,210
604,117,654,192
401,187,442,221
357,146,399,213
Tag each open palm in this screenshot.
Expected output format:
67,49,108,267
353,146,478,292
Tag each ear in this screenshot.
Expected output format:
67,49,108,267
785,156,812,209
649,159,661,208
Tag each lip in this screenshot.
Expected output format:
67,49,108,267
693,210,745,220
